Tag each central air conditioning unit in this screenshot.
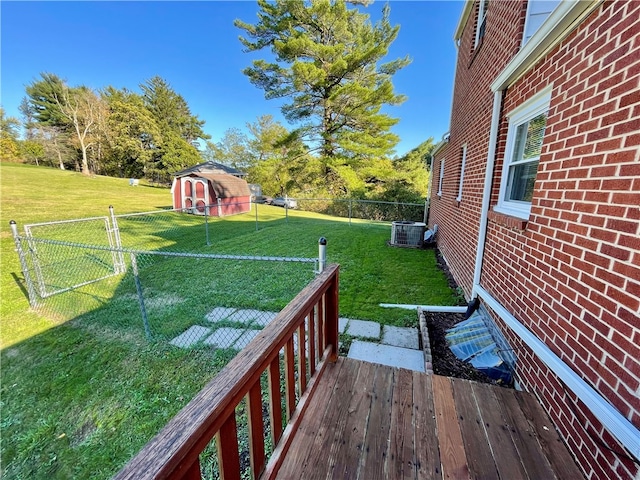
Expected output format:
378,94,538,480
390,221,426,247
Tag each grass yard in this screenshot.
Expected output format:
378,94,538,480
0,163,459,479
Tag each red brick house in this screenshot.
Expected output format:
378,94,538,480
428,1,639,478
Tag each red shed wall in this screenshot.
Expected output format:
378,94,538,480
172,178,182,210
431,1,639,478
218,195,251,216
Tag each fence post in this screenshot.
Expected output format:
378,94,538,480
285,196,289,223
10,221,39,308
109,205,126,274
255,202,259,231
348,199,352,226
205,205,211,246
217,198,222,218
318,237,327,273
130,253,151,340
423,198,429,224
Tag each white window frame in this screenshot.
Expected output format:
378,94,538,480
475,0,489,48
522,0,561,47
437,159,445,197
495,87,551,220
456,144,467,202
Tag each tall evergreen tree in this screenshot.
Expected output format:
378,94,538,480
140,76,210,180
102,87,162,177
140,76,210,147
236,0,410,194
24,73,68,127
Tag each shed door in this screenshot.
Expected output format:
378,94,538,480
194,180,207,214
182,178,208,214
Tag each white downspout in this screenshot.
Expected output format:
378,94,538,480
471,90,503,298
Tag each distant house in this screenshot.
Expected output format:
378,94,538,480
428,1,640,479
171,161,251,216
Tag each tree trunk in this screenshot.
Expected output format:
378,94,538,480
80,144,90,175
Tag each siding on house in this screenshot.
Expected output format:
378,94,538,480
429,1,640,479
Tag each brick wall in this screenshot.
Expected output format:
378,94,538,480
431,1,640,478
429,0,527,298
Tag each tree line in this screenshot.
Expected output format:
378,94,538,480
1,0,432,203
2,74,207,182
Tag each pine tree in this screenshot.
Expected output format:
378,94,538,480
236,0,410,194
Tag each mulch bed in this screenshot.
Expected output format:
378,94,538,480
424,247,507,386
423,310,498,384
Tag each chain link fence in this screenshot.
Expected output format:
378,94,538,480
11,216,318,355
11,197,423,352
294,197,427,224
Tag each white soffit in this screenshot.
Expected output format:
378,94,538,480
454,0,475,42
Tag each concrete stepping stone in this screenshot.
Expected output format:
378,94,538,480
347,340,425,372
170,325,211,348
205,307,237,323
249,311,278,327
381,325,419,350
338,317,349,334
228,309,275,326
345,319,380,339
203,327,245,348
235,329,262,349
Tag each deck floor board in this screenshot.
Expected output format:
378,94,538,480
358,363,394,480
450,379,498,479
275,357,583,480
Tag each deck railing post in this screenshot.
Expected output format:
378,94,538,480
318,237,327,273
324,268,339,363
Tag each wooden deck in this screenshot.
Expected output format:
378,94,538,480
277,357,583,480
114,266,583,480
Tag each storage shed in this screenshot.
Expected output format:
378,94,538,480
171,162,251,216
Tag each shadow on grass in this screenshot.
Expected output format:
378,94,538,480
10,272,29,302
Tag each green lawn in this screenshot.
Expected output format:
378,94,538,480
0,163,458,479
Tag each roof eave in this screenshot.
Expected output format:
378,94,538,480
454,1,475,42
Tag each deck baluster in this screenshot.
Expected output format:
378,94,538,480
297,322,307,394
284,337,296,421
216,415,241,480
247,383,266,478
268,358,283,445
317,300,325,353
309,308,316,375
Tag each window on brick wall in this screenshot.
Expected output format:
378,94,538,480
456,144,467,202
475,0,489,48
437,159,445,197
522,0,561,46
496,88,551,219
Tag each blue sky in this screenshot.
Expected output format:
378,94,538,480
1,1,462,157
